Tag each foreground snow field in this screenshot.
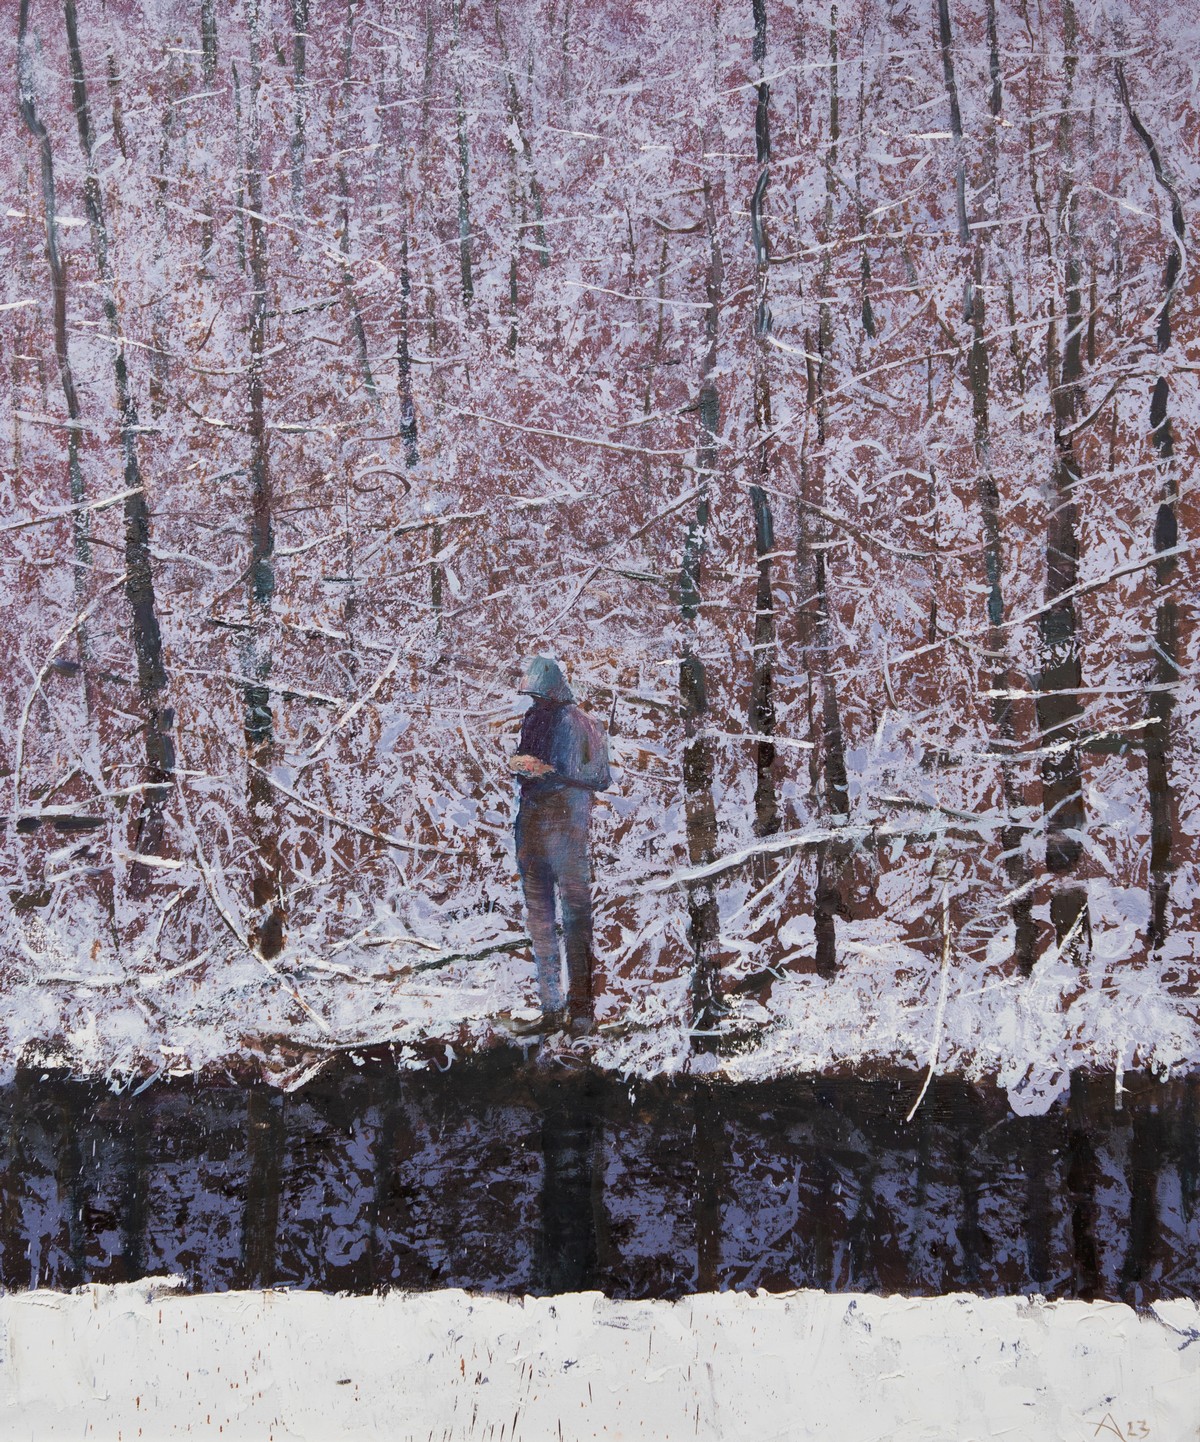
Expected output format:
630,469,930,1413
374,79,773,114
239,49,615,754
0,1279,1194,1440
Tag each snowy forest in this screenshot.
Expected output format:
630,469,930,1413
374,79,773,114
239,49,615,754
1,0,1197,1107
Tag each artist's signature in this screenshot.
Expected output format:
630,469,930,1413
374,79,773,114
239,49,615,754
1089,1417,1151,1441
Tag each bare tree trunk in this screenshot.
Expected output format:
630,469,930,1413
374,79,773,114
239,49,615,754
746,0,780,840
289,0,310,234
937,0,1037,974
148,59,177,418
389,3,421,472
232,60,248,273
242,0,285,958
1036,0,1090,957
17,0,92,695
935,0,969,246
105,48,129,159
62,0,175,870
680,166,725,1031
201,0,218,77
240,1091,284,1289
853,44,876,340
494,0,550,268
336,1,380,409
452,0,475,306
560,0,573,119
199,0,218,270
800,1,851,979
1115,62,1186,955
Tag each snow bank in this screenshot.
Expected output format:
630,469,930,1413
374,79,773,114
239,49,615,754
0,1278,1194,1440
4,873,1196,1117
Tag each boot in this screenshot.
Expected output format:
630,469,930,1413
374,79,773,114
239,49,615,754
509,1007,567,1037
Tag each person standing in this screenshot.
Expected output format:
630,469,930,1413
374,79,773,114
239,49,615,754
509,656,610,1035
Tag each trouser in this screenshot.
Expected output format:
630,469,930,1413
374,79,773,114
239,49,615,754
515,788,594,1018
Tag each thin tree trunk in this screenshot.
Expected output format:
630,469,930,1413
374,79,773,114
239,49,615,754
800,2,851,979
389,1,421,471
1115,61,1186,955
935,0,969,246
560,0,573,119
148,60,177,417
452,0,475,306
494,0,550,268
680,165,725,1030
199,0,218,270
201,0,218,76
937,0,1037,973
17,0,92,695
242,0,285,958
232,60,247,273
854,45,876,339
290,0,310,234
62,0,175,871
105,49,128,159
336,1,379,408
1037,0,1090,956
747,0,780,839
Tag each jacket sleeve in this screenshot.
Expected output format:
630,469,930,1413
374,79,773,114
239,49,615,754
550,707,611,791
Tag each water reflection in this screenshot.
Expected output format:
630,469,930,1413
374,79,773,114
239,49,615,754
1,1062,1194,1302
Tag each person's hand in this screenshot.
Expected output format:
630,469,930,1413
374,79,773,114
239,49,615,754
509,753,555,778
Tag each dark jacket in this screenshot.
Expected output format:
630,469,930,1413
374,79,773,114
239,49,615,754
517,699,611,799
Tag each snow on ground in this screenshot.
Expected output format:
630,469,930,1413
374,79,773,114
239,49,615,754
0,1278,1194,1440
1,874,1196,1115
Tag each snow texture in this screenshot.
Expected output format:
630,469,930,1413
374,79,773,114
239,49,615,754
0,0,1197,1110
0,1278,1195,1439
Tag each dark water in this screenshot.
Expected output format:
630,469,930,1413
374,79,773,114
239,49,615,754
2,1058,1196,1303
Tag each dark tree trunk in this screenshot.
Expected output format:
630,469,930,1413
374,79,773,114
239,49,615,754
679,168,725,1031
62,0,175,875
289,0,310,232
938,0,1037,973
535,1073,600,1294
799,3,851,979
747,0,780,840
17,0,92,695
1066,1070,1102,1301
1115,62,1186,954
336,2,380,409
495,0,550,269
692,1084,725,1290
1036,0,1090,956
452,0,475,305
242,0,286,958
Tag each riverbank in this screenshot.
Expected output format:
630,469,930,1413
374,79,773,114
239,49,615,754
6,886,1199,1116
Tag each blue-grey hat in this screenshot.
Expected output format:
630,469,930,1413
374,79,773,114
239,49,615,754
519,655,573,703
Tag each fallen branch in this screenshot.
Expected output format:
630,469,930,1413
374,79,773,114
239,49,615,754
0,486,143,535
412,933,530,974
